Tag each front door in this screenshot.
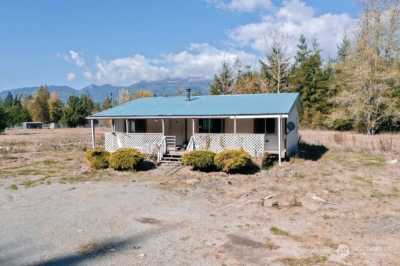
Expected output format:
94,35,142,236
167,119,186,146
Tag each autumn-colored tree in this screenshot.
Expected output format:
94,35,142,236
29,86,50,123
102,96,112,110
48,92,63,123
234,67,264,94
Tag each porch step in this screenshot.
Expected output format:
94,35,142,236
160,152,182,165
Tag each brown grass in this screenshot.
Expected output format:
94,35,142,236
301,129,400,155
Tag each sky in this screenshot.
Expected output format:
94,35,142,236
0,0,361,91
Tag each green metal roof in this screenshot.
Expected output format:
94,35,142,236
89,93,299,118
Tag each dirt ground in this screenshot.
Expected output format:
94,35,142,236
1,128,400,266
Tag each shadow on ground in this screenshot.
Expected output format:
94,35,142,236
297,141,329,161
0,223,178,266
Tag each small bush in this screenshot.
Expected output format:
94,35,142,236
262,153,276,169
109,148,144,171
85,148,110,169
214,149,252,173
182,150,216,171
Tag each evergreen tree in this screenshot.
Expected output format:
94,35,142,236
48,92,64,123
294,35,310,67
290,44,331,128
2,93,31,127
337,35,351,63
30,86,50,123
61,96,86,127
209,62,234,95
0,105,8,132
259,40,290,93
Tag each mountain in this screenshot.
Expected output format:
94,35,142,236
0,85,79,102
0,78,211,103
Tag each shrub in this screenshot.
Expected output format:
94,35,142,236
214,149,252,173
262,153,276,169
85,148,110,169
182,150,216,171
109,148,144,171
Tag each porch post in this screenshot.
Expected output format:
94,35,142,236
90,119,96,149
192,119,195,136
125,119,129,133
111,119,115,133
278,116,282,166
233,118,237,134
161,119,165,136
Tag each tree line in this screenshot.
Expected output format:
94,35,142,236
0,86,154,132
209,0,400,135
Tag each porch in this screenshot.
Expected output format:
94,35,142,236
92,116,288,165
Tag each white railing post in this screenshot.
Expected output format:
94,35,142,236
91,119,96,149
278,116,282,166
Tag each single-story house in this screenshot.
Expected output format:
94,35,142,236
87,90,300,165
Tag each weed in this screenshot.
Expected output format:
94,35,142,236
9,184,18,190
264,238,280,250
270,226,290,237
278,255,327,266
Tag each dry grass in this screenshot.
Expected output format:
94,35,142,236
301,129,400,155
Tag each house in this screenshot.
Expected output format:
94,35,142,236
87,90,300,165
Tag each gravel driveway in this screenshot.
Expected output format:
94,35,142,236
0,181,222,266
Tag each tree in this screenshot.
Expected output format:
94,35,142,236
209,62,234,95
61,95,94,127
118,89,132,104
332,0,400,134
2,93,31,127
102,96,112,110
30,86,50,123
48,92,63,123
294,35,310,67
290,41,332,128
337,35,351,63
134,90,153,99
234,67,263,94
0,105,8,132
260,40,290,93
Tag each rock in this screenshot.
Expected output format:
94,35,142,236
387,159,398,165
185,178,200,185
329,244,350,264
271,201,281,209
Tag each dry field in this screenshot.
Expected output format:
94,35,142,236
0,128,400,265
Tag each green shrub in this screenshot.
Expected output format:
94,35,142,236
182,150,216,171
85,148,110,169
214,149,252,173
109,148,144,171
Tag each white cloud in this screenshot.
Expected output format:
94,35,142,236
230,0,357,58
208,0,272,12
64,50,86,67
66,72,76,81
70,43,256,85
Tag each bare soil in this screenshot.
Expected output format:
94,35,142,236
1,128,399,265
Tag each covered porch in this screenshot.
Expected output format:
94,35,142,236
90,115,288,165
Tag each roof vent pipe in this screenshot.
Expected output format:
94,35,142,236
185,88,191,101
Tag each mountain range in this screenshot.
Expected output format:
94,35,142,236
0,78,211,103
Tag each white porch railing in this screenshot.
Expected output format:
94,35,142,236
105,132,165,158
187,133,265,157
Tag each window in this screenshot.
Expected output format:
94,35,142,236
129,119,146,133
254,118,276,134
198,119,224,133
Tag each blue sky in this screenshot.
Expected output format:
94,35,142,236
0,0,360,91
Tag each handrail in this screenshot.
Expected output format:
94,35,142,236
157,136,167,162
186,136,195,152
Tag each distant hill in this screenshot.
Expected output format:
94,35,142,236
0,78,211,103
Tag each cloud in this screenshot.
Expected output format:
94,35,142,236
68,43,256,85
230,0,357,58
208,0,272,12
66,72,76,81
64,50,86,67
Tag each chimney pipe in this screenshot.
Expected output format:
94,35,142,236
185,88,191,101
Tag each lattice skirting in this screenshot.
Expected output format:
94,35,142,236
192,133,265,157
104,132,163,154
